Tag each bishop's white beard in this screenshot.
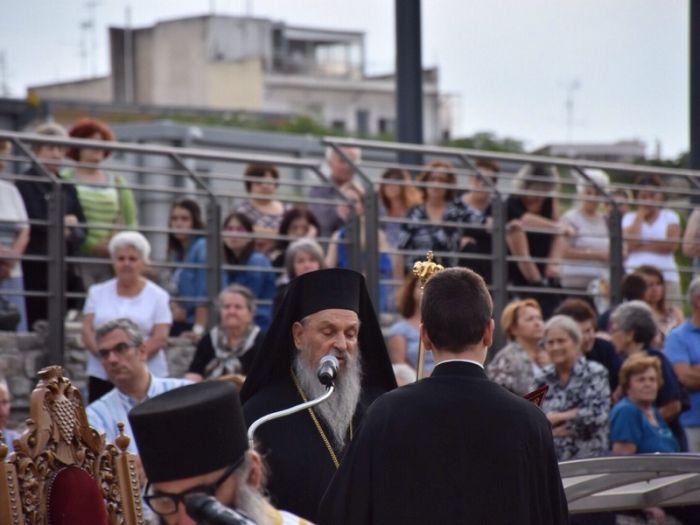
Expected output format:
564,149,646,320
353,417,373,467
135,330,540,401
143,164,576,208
234,476,271,525
293,348,363,450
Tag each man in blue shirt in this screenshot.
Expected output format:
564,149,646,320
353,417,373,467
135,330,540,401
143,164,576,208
86,318,190,456
665,277,700,452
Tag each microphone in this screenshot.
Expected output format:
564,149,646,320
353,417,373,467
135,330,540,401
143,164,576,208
185,494,257,525
317,355,340,387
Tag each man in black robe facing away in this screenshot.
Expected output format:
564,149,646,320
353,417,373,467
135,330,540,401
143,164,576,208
241,268,396,522
318,267,569,525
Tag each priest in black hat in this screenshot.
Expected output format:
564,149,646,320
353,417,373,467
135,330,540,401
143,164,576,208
128,381,309,525
240,268,396,522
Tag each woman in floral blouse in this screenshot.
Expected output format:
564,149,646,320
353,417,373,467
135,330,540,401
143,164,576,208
537,315,610,461
397,160,456,274
486,298,549,395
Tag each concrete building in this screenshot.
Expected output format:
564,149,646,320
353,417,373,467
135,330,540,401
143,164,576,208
28,15,455,143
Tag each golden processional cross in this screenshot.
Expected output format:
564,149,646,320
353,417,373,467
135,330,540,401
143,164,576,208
411,251,444,381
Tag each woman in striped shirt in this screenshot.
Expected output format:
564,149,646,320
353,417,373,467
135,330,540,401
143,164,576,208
64,118,137,286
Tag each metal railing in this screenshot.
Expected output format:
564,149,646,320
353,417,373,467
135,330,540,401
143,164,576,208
323,136,700,347
3,129,700,360
0,130,362,365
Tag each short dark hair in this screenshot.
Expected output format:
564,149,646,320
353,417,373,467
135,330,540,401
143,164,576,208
244,163,279,192
222,211,255,263
554,298,596,323
167,198,205,259
421,268,492,352
277,207,321,251
396,273,420,318
621,273,648,301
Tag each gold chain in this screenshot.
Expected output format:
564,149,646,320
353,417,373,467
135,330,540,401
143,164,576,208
291,368,352,469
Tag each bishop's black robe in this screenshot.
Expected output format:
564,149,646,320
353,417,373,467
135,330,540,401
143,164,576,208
243,376,385,523
318,361,570,525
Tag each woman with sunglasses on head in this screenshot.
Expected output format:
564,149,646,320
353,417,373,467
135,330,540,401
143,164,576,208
397,160,456,275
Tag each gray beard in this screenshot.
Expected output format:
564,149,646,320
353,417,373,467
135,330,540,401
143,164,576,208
293,349,363,450
234,479,272,525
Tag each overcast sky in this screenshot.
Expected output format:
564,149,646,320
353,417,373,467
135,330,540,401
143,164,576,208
0,0,689,157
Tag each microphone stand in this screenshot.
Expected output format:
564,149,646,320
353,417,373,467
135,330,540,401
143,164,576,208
247,385,335,449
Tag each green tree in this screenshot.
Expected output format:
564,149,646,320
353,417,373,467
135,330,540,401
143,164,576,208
446,131,525,153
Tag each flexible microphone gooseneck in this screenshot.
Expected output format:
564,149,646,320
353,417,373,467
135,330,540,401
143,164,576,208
247,354,339,449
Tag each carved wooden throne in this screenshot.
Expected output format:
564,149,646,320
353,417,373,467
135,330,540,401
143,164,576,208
0,366,145,525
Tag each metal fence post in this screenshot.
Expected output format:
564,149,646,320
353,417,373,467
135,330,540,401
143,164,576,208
325,142,380,310
170,153,221,328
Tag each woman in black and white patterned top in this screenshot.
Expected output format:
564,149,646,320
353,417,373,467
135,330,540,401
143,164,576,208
537,315,610,461
397,160,455,274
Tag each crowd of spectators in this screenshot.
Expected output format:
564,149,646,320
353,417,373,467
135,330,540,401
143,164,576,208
4,125,700,523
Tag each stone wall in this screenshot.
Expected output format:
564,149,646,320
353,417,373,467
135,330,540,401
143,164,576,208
0,324,196,426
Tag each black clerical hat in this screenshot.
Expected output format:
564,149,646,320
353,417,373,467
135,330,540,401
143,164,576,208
128,381,248,483
240,268,396,403
295,267,362,320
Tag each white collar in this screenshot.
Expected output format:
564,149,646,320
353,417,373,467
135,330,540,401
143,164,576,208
434,358,484,370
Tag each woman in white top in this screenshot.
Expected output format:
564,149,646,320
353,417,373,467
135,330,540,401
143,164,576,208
559,169,610,291
622,175,682,305
82,231,172,402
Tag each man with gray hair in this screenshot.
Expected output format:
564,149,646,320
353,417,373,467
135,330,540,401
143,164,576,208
16,122,86,327
665,277,700,451
86,317,190,456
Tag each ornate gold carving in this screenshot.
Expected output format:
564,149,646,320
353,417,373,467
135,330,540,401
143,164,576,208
412,250,444,289
0,366,144,524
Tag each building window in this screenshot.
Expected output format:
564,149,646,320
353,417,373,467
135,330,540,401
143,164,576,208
356,110,369,135
378,118,395,135
331,120,346,132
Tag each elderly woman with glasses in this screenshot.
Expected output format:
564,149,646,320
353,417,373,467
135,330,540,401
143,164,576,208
82,231,172,402
609,300,687,451
537,315,610,460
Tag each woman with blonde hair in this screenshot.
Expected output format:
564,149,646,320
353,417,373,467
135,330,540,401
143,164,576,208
486,298,549,395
